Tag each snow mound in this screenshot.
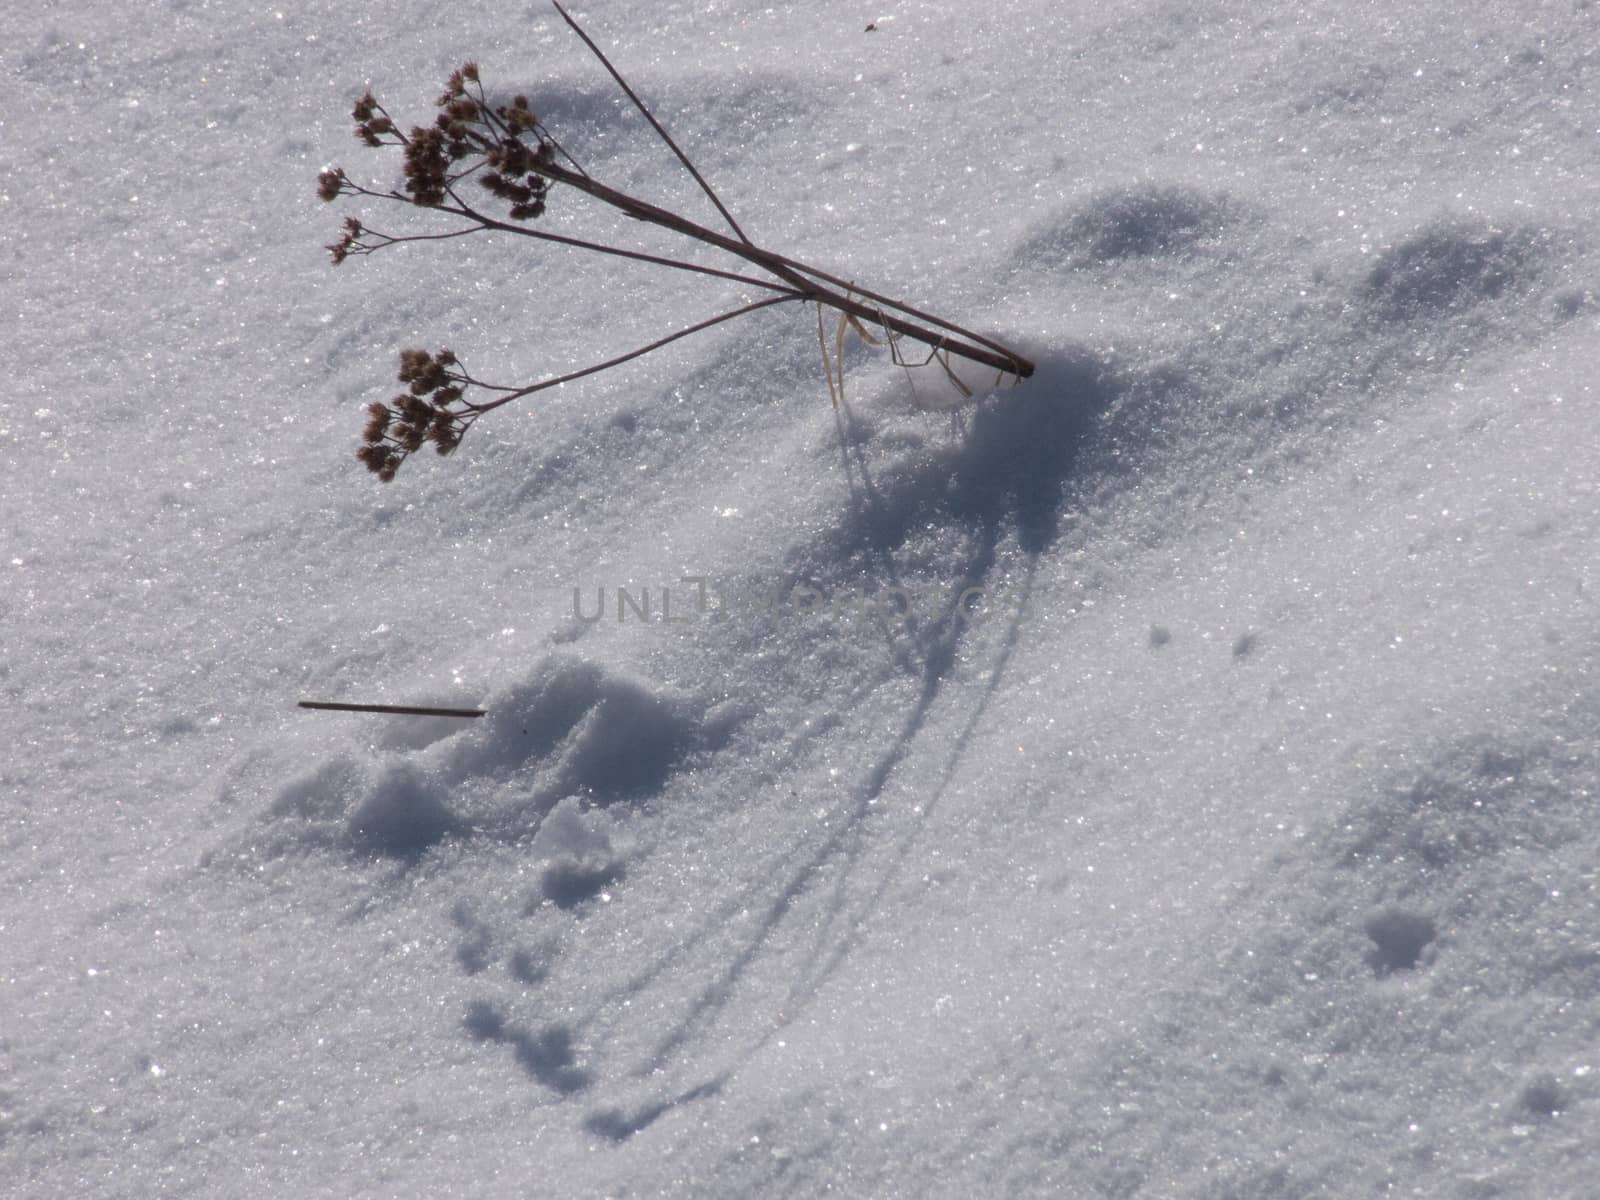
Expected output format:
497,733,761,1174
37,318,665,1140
1359,217,1553,323
238,655,730,867
345,763,460,860
1026,182,1244,268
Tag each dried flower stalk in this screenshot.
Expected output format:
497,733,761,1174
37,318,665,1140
321,2,1034,480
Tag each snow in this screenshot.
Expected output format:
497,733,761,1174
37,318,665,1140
5,0,1599,1195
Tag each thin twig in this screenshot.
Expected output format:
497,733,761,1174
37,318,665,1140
530,162,1029,377
343,179,797,295
752,246,1032,370
469,293,801,411
298,700,485,717
434,197,800,296
552,0,754,247
544,7,1029,375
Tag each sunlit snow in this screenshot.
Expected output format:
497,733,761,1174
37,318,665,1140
5,1,1599,1196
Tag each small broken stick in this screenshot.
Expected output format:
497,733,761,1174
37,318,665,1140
298,700,485,718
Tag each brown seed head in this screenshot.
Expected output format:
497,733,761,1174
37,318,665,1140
496,140,532,176
402,126,449,205
357,442,396,474
498,104,539,134
361,402,392,442
326,216,363,265
397,395,432,424
397,349,431,381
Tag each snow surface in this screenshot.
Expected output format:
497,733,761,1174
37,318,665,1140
5,0,1600,1195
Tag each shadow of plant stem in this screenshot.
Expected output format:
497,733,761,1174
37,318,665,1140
318,1,1035,481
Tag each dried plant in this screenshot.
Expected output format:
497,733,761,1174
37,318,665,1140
320,3,1034,480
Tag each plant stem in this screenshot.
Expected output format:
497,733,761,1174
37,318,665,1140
531,162,1031,378
467,293,803,412
552,0,753,247
435,197,804,296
